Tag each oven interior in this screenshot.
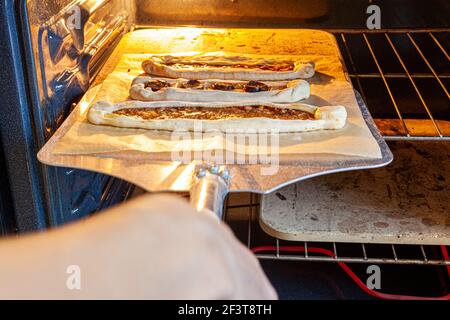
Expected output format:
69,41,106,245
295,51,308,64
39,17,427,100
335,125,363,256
0,0,448,298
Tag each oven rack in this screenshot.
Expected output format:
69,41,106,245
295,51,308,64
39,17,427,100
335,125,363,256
332,29,449,141
224,194,450,266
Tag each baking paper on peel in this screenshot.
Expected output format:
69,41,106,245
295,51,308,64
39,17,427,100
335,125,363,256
52,53,382,160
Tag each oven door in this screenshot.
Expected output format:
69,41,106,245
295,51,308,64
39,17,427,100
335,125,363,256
0,0,132,232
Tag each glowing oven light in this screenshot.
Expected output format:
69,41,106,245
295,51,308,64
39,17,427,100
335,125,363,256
79,100,91,114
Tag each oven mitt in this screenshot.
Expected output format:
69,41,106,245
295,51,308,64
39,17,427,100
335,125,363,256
0,194,276,300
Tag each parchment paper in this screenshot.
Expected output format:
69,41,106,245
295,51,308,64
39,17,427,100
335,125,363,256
52,52,382,159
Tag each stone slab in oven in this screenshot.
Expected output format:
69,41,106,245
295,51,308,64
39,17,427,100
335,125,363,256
260,141,450,245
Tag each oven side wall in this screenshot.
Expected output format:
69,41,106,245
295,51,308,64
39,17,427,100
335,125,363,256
0,0,448,233
0,0,134,233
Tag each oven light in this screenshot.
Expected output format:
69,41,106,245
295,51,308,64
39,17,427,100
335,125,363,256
83,0,108,14
79,100,91,114
150,27,226,44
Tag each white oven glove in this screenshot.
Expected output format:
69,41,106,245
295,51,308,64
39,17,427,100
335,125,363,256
0,194,277,300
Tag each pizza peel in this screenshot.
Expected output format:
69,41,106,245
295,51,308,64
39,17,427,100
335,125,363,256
38,90,392,219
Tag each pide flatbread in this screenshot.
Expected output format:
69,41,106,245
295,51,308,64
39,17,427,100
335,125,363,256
142,52,315,81
88,101,347,133
130,76,310,103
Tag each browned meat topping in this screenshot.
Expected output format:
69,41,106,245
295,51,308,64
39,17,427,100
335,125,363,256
244,81,269,92
180,79,204,89
164,63,294,72
144,80,170,91
113,106,314,121
211,82,236,91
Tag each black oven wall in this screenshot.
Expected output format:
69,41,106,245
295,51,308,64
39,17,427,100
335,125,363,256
135,0,450,29
0,0,132,233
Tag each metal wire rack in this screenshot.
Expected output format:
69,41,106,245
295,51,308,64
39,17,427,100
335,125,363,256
224,193,450,266
332,29,449,140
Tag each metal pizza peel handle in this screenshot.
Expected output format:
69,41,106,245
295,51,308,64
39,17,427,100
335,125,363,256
190,164,231,220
